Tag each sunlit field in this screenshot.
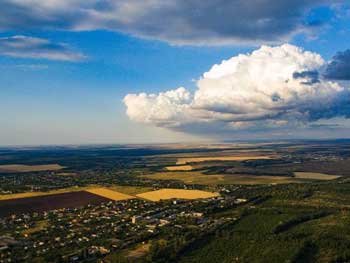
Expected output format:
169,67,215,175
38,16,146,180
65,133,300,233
143,171,306,185
0,164,64,173
85,188,134,201
165,165,193,171
176,156,274,165
136,189,219,201
294,172,341,180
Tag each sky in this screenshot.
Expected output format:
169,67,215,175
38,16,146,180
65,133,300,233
0,1,350,145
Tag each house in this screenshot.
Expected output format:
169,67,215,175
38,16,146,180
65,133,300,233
0,236,19,251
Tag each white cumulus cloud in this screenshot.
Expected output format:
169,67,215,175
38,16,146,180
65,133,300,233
124,87,193,127
124,44,350,135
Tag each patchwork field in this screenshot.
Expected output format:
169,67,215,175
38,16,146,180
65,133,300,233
0,186,219,216
176,156,273,165
143,171,226,184
0,185,144,201
0,164,64,173
222,175,304,185
0,186,88,201
0,191,110,217
143,171,306,185
108,185,153,195
165,165,193,171
85,188,134,201
136,189,219,201
294,172,341,180
0,186,148,217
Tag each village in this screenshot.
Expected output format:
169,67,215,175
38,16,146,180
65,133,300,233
0,193,248,262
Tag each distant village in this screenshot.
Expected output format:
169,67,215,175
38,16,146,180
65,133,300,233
0,190,249,262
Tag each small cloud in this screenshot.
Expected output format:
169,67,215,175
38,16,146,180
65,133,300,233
13,64,49,71
0,35,86,62
309,123,341,129
293,70,320,85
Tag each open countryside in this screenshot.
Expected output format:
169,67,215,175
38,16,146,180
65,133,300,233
2,142,350,262
293,172,341,180
3,1,350,262
85,188,134,201
0,191,110,217
0,164,65,173
175,155,275,165
0,186,89,201
165,165,193,171
144,171,302,185
136,189,219,201
0,185,220,216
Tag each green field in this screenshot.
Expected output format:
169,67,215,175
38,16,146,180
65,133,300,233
143,171,308,185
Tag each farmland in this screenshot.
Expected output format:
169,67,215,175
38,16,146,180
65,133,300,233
165,165,193,171
0,184,220,217
176,155,274,165
108,185,153,195
143,171,226,185
0,186,87,201
293,172,341,180
0,164,64,173
0,191,110,217
143,171,305,185
136,189,219,201
0,185,219,219
85,188,134,201
1,141,350,262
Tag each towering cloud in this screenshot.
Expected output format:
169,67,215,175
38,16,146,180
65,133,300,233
124,44,350,135
0,0,343,45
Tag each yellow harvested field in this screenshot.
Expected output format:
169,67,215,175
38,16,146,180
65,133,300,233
108,185,152,195
85,188,134,201
0,164,64,173
0,185,147,201
294,172,341,180
165,165,193,171
136,188,219,201
176,156,273,165
0,186,91,200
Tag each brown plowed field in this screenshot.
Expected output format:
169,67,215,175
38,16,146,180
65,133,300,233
0,191,111,217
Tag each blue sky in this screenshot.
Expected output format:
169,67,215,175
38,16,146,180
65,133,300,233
0,1,350,145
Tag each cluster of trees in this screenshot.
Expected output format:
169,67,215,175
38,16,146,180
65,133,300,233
273,211,331,234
